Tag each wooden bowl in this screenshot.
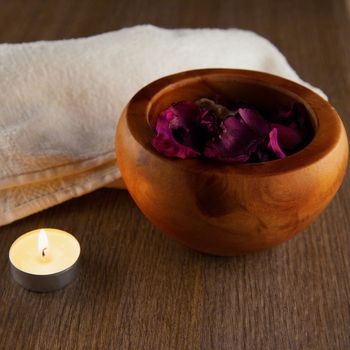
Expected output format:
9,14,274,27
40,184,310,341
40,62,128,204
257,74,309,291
116,69,348,256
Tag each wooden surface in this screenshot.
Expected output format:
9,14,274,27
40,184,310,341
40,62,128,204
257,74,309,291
0,0,349,348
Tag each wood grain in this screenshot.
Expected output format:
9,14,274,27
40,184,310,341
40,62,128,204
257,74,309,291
0,0,350,349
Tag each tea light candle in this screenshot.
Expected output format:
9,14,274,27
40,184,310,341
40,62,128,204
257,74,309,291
9,228,80,292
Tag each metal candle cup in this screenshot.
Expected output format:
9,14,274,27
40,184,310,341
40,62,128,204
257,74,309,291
9,228,80,292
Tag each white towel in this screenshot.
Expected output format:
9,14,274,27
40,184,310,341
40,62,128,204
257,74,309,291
0,25,326,226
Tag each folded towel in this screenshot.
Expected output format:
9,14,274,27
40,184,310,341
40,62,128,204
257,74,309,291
0,24,326,226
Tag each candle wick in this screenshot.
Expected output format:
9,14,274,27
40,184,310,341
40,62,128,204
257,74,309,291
42,247,47,258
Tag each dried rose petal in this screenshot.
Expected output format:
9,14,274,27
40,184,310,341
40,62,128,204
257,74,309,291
204,116,258,162
151,98,312,163
151,102,201,159
268,128,286,159
271,123,302,150
238,108,270,138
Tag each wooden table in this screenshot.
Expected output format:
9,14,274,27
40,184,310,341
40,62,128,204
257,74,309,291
0,1,349,349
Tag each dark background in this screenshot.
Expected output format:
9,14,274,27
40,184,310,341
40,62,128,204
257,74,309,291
0,0,349,349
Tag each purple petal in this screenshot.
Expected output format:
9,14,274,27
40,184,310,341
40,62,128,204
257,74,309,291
238,108,270,137
268,128,286,159
151,102,201,159
152,98,312,163
203,116,258,162
168,101,202,148
271,123,302,150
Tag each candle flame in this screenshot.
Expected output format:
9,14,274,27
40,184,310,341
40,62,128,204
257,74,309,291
38,229,49,258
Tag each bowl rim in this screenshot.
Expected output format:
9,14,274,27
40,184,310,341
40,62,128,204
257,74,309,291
123,68,343,176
